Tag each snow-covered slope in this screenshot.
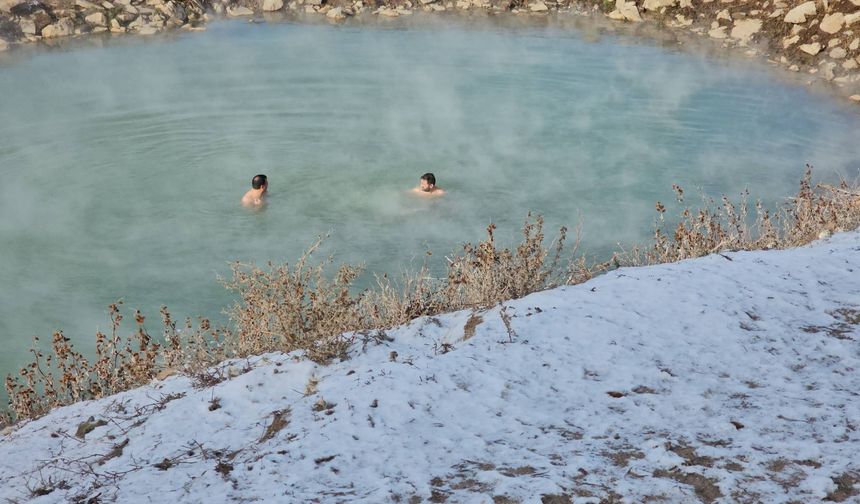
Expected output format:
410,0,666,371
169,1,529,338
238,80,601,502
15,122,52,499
2,232,859,503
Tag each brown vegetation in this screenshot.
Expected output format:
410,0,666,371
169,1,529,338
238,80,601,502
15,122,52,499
3,168,859,425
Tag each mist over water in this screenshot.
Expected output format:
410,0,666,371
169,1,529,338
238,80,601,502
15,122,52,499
1,17,859,402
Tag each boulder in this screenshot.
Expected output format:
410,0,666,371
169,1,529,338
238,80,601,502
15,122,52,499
116,11,137,22
708,26,727,38
851,95,860,102
819,13,844,34
84,11,106,25
226,5,254,15
850,38,859,51
843,59,858,69
783,1,815,24
845,12,860,27
75,0,100,9
829,47,847,59
730,18,761,42
18,18,36,34
137,24,158,34
262,0,283,11
7,0,48,16
642,0,675,10
782,34,799,48
41,17,74,37
325,5,344,17
529,0,547,11
0,38,8,51
615,0,641,21
799,41,821,55
109,17,123,31
157,1,186,22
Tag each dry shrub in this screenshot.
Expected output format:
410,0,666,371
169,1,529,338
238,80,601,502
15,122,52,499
442,213,567,308
221,236,365,363
615,167,859,267
5,302,223,422
4,169,858,424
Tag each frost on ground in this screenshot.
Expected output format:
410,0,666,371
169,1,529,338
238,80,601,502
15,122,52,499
1,231,859,503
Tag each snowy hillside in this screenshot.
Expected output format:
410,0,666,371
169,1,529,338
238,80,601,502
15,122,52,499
1,231,859,503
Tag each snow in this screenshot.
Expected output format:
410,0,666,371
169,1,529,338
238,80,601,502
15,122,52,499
1,231,859,503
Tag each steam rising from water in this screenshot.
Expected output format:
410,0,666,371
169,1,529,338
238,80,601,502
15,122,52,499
1,17,858,396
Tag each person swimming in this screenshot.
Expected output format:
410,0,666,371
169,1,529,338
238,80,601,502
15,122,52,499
241,174,268,207
411,172,445,197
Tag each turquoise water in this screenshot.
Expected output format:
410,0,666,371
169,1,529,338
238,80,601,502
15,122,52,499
1,17,859,405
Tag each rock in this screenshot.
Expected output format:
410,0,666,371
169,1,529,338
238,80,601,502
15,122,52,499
820,13,844,34
75,0,100,8
674,14,692,25
843,59,858,69
262,0,283,10
769,9,783,18
850,38,859,51
41,17,74,38
378,6,398,15
820,60,836,80
85,11,106,25
607,9,624,19
716,8,730,21
829,47,847,59
731,18,761,42
782,34,799,48
799,42,821,55
420,0,436,4
137,24,158,34
678,0,691,7
708,26,728,38
7,0,48,16
828,38,841,48
18,18,36,35
615,0,641,21
227,5,254,15
642,0,675,10
110,17,124,31
325,5,344,17
783,1,815,24
116,11,136,22
157,1,186,22
0,38,7,51
850,94,860,102
845,12,860,27
529,0,547,11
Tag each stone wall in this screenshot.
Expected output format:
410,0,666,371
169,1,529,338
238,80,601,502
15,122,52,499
0,0,858,102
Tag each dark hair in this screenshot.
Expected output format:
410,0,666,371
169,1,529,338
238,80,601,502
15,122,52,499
251,174,268,189
420,173,436,186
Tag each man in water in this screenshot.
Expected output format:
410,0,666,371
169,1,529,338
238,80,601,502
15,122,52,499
242,174,268,207
412,172,445,197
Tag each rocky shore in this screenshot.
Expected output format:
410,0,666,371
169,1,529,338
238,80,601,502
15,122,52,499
1,0,859,101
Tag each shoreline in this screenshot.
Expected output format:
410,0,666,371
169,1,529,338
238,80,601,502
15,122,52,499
1,0,859,104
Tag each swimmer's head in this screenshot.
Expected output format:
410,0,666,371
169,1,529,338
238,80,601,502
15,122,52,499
252,174,268,191
419,172,436,192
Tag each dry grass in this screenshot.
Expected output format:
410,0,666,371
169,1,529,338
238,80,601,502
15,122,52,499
4,169,858,424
